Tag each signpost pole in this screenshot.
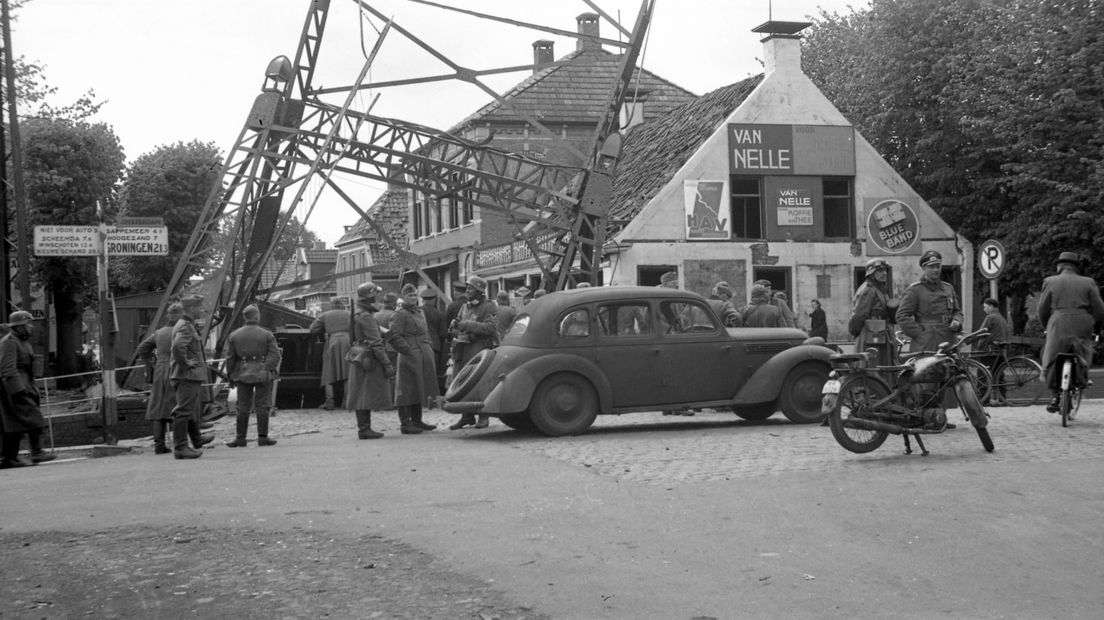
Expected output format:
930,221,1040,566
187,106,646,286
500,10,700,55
96,205,117,445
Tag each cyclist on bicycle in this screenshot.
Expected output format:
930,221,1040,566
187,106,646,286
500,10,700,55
1038,251,1104,412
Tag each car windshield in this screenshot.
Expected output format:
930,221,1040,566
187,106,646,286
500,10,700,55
506,314,529,338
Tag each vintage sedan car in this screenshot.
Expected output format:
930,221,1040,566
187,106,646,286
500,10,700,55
444,286,834,436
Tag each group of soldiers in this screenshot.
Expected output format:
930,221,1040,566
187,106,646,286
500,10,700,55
310,276,542,439
661,270,801,330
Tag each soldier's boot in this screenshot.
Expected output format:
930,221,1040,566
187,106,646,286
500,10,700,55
153,420,172,454
399,407,423,435
356,410,383,439
188,417,215,449
173,418,202,460
322,384,336,410
256,408,277,446
412,404,436,431
28,431,56,464
225,410,250,447
474,414,490,429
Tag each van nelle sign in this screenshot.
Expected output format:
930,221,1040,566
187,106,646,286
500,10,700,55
864,198,921,256
728,124,856,176
33,225,169,257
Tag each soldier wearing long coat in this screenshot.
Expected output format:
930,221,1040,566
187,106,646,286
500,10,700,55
896,251,963,353
448,276,498,429
388,284,440,434
134,303,183,454
223,304,282,447
740,285,783,328
345,282,394,439
309,296,351,409
1037,252,1104,407
0,311,55,468
850,259,895,365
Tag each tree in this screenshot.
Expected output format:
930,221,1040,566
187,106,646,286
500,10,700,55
21,118,125,378
802,0,1104,307
112,140,222,293
273,213,321,261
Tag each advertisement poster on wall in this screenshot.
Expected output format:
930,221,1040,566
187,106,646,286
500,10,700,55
864,198,922,256
684,179,731,240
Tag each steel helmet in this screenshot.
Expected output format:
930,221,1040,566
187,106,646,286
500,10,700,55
7,310,33,327
865,258,888,276
356,282,380,300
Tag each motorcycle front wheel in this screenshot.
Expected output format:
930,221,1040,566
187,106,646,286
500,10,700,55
953,378,994,452
828,375,891,453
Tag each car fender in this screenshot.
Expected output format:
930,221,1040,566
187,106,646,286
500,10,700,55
480,354,613,414
734,345,834,404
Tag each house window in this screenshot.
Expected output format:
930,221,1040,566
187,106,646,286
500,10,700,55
730,176,763,239
817,274,832,299
433,198,444,233
413,195,424,239
447,196,459,230
823,177,854,238
461,187,474,225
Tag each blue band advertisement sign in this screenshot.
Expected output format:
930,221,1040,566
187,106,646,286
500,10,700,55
864,198,921,255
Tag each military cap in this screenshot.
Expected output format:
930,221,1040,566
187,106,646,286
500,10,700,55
919,250,943,267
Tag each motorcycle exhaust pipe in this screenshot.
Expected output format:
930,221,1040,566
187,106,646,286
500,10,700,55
843,417,908,434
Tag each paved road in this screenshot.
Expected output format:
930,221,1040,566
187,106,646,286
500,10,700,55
2,402,1103,619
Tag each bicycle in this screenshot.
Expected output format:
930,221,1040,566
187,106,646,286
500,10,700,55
964,345,1045,407
1052,347,1089,427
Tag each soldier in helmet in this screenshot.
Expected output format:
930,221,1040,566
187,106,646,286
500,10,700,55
346,282,395,439
0,311,56,468
134,302,185,454
448,275,497,430
850,258,896,365
1037,251,1104,413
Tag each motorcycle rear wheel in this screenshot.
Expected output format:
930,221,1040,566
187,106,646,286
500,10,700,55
828,375,891,453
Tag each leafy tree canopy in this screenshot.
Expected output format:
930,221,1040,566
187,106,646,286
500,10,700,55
803,0,1104,297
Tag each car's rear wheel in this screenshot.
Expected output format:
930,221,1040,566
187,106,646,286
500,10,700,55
528,372,598,436
779,362,830,423
498,412,537,432
445,349,495,401
733,403,775,420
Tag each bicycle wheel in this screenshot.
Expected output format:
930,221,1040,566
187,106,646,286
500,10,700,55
1060,386,1072,427
828,375,891,453
995,357,1045,407
963,358,993,404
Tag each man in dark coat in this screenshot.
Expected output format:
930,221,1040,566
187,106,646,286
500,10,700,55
740,284,783,327
419,288,448,401
1038,251,1104,412
707,281,742,327
0,311,56,468
448,276,498,429
224,305,282,447
135,303,184,454
309,296,351,410
388,284,440,434
346,282,395,439
494,290,518,338
375,291,400,396
851,258,895,365
169,295,211,460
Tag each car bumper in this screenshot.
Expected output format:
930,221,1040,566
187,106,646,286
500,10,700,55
443,401,485,414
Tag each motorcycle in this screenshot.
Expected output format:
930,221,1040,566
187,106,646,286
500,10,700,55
822,328,994,455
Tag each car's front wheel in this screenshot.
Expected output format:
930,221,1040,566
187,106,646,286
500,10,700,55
528,372,598,436
779,362,830,423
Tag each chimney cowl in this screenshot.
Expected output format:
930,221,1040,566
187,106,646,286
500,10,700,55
576,12,600,52
532,39,555,74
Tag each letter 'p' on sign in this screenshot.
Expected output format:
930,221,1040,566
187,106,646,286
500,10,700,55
977,239,1006,280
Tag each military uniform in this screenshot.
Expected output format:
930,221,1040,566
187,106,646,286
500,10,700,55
896,280,962,353
345,287,394,440
0,313,53,467
388,294,439,433
170,297,211,459
135,307,183,453
309,300,351,407
224,308,281,447
851,278,894,365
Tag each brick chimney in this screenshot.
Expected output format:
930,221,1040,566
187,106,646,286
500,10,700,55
313,241,327,251
532,40,554,74
576,13,600,52
752,20,812,75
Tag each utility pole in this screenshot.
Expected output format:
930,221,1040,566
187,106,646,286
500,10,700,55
97,202,117,445
1,0,32,310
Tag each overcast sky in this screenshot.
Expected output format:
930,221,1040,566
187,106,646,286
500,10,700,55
16,0,865,246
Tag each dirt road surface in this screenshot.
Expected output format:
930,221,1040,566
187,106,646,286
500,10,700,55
2,403,1102,619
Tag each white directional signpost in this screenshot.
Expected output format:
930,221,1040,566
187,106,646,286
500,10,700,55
977,239,1006,301
32,218,169,445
